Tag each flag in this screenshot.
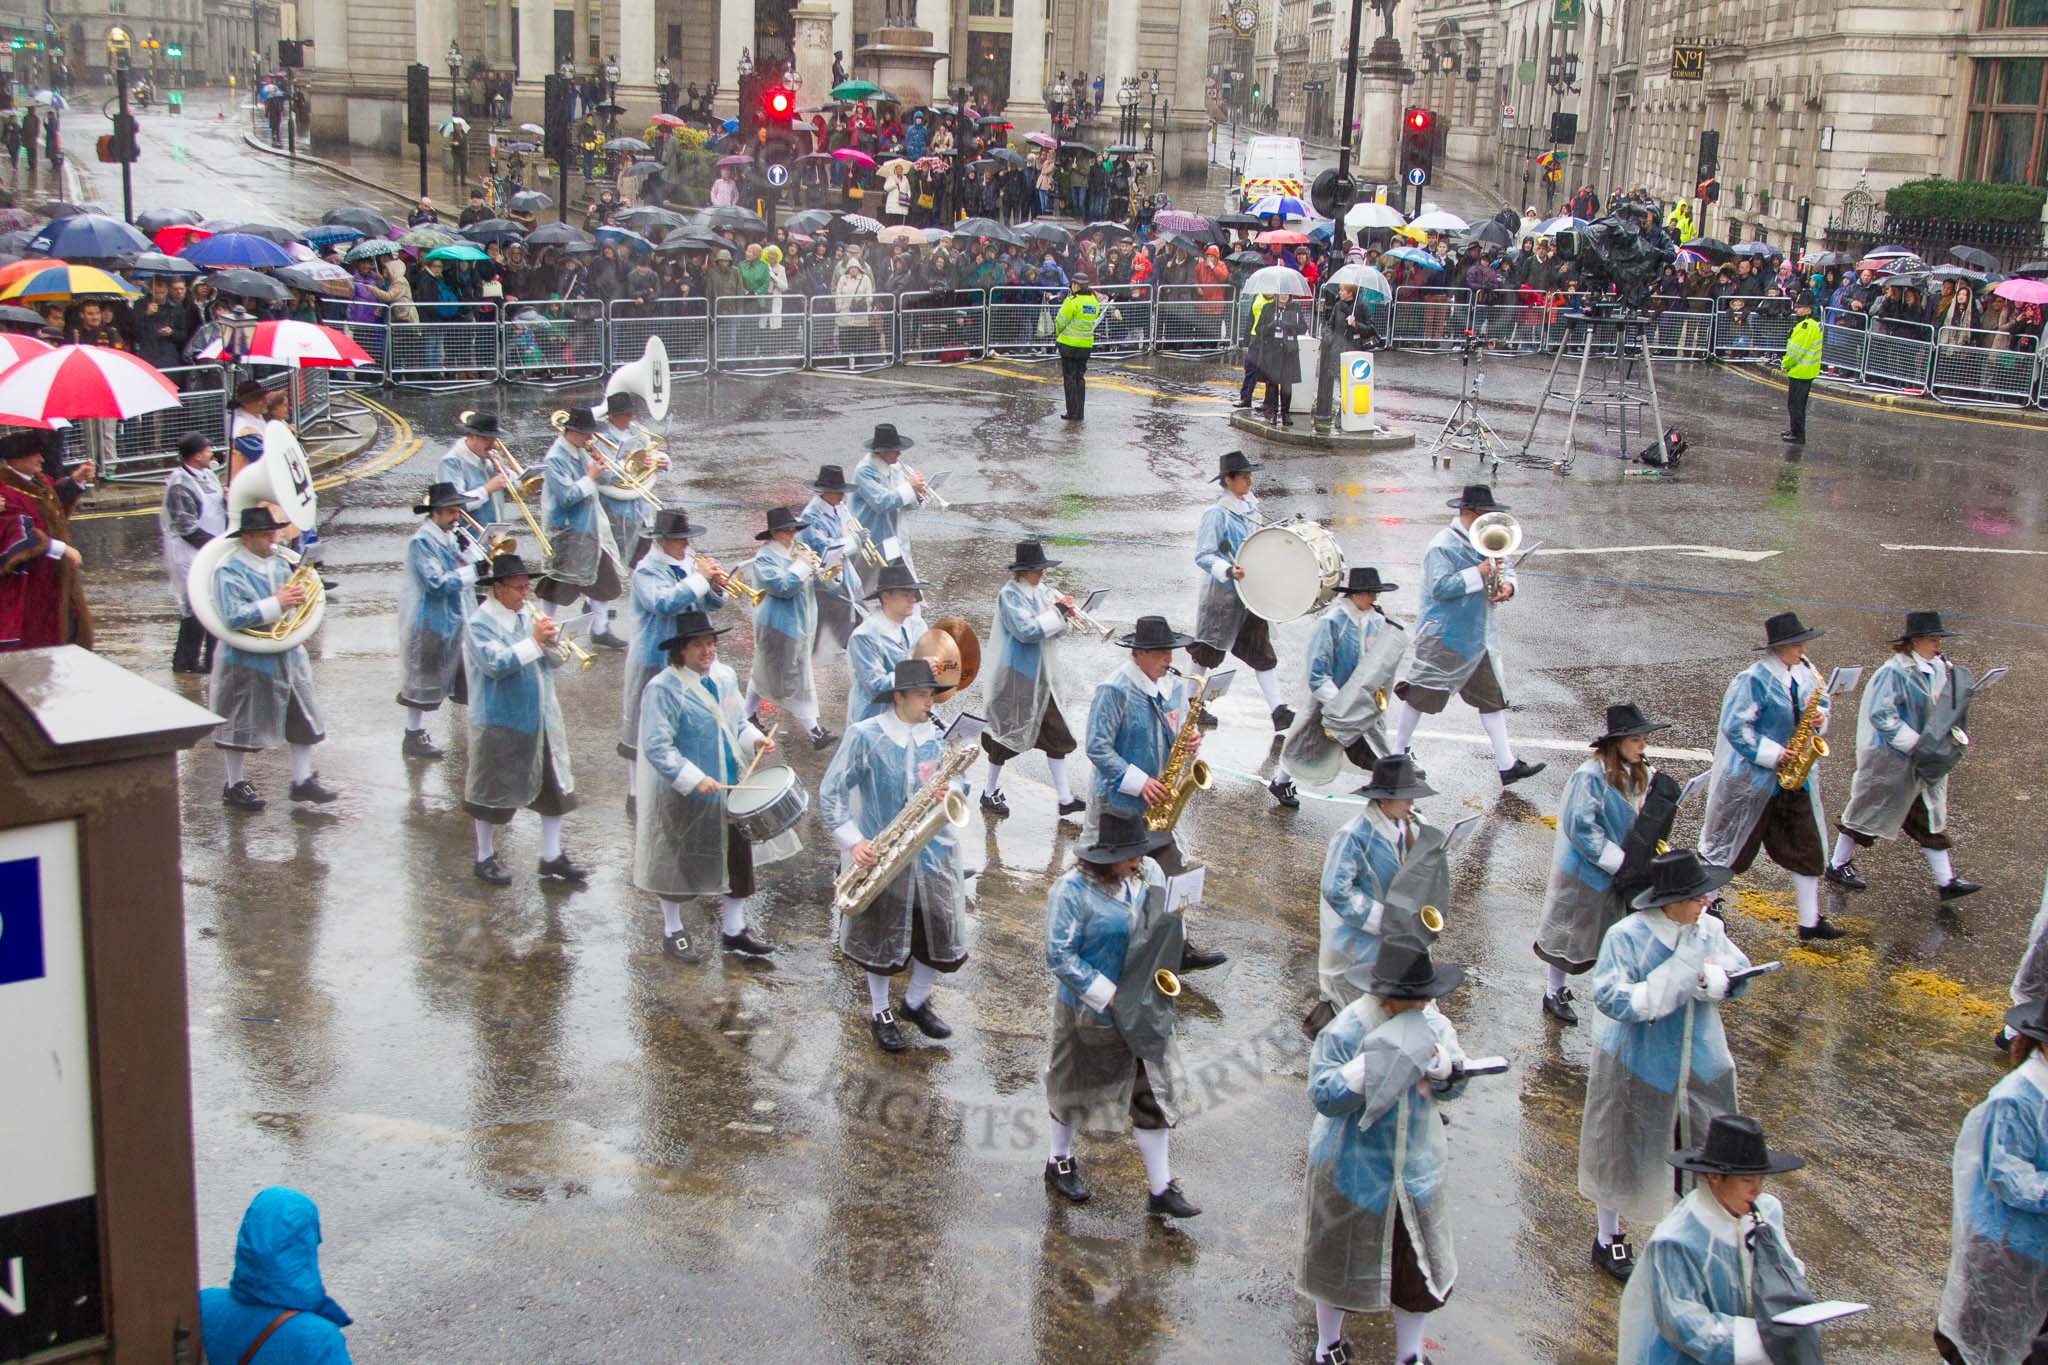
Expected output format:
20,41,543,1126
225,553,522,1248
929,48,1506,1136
1535,150,1555,168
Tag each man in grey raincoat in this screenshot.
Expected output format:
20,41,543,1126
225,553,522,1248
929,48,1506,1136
535,406,624,628
395,482,490,761
980,539,1088,826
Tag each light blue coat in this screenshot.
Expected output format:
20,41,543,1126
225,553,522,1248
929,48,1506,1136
1534,758,1644,971
1084,663,1187,821
1940,1058,2048,1365
435,438,512,526
1698,657,1829,868
800,493,860,613
845,610,920,727
1617,1189,1791,1365
209,545,323,751
462,596,571,812
397,521,480,707
1045,858,1162,1015
633,661,766,896
1191,495,1256,651
848,453,917,558
1316,806,1410,1007
593,420,653,562
539,434,619,587
1841,650,1950,840
1403,519,1512,694
986,577,1069,752
619,545,725,754
749,540,818,706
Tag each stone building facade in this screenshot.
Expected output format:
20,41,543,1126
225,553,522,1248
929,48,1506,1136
47,0,277,86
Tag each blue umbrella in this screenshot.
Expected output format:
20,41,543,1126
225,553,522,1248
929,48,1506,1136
1307,223,1334,243
722,118,740,133
1533,215,1586,236
27,213,151,259
302,224,364,248
594,225,654,253
180,233,295,269
1248,193,1310,219
1386,245,1445,271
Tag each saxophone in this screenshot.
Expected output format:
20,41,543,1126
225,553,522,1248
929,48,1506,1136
833,743,978,917
1144,672,1215,833
1776,680,1829,790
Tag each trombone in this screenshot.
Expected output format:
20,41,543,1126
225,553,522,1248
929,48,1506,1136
459,410,552,558
550,410,665,508
455,509,517,559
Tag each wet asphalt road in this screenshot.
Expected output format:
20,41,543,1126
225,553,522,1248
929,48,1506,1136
54,89,2048,1365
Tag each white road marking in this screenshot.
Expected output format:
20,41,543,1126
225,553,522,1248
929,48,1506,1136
1530,545,1782,563
1879,544,2048,556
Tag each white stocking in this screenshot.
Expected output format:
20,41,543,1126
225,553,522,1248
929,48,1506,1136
790,701,819,730
865,971,893,1015
405,707,425,731
1046,756,1074,803
1254,667,1284,710
222,750,246,785
1391,698,1422,752
1272,759,1292,785
719,896,747,936
1597,1206,1622,1245
540,815,565,861
1924,846,1955,885
1392,1308,1428,1364
1546,963,1568,995
983,757,1005,797
1314,1303,1346,1356
904,960,938,1009
473,820,496,861
659,898,685,935
289,744,315,783
1133,1127,1171,1195
1791,873,1820,929
1047,1117,1076,1161
1478,708,1516,769
1831,832,1859,868
743,685,763,716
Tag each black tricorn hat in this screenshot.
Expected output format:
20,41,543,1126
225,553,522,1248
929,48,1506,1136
1369,942,1465,1000
1592,702,1671,747
460,410,503,436
1359,753,1435,801
812,463,852,492
1341,566,1397,594
1667,1114,1806,1177
658,609,731,650
1631,849,1737,909
1896,609,1960,642
1115,614,1197,651
650,507,703,539
1210,449,1263,482
1757,611,1824,650
476,552,536,584
604,391,637,416
1447,483,1508,512
559,406,600,434
889,657,941,692
2007,997,2048,1044
865,421,914,451
756,505,809,540
1008,540,1062,572
864,558,932,600
413,481,468,514
1075,812,1173,864
233,504,292,534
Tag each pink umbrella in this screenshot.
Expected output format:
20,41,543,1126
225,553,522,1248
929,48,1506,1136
716,154,754,168
1256,229,1311,246
831,148,876,167
241,320,376,369
0,344,179,422
1993,277,2048,305
1024,131,1057,150
649,114,685,128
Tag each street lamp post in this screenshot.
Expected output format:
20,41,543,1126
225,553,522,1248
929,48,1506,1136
1116,77,1137,147
1146,71,1160,152
446,39,462,118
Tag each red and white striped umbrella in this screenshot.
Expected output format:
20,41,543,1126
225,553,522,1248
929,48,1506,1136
0,332,54,370
242,319,375,369
0,344,180,422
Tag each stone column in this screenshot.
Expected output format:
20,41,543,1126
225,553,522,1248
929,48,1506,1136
793,0,836,106
1164,0,1205,177
518,0,556,82
1105,0,1138,89
717,0,752,115
1005,0,1047,126
618,0,656,85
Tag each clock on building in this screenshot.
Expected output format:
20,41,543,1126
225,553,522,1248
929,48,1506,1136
1233,4,1259,36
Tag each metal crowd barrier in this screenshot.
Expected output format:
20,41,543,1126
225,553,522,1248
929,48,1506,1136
986,287,1061,360
97,364,234,482
1467,291,1551,354
317,299,393,388
607,298,713,376
899,289,988,365
808,293,899,371
1820,317,1870,381
1387,286,1471,350
1152,284,1236,357
387,304,502,391
1930,327,2040,408
501,300,606,386
1860,319,1937,394
713,294,809,374
1710,297,1799,364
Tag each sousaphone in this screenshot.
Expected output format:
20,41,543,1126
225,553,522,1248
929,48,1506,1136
187,420,325,653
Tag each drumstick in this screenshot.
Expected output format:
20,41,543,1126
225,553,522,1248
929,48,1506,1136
738,722,779,788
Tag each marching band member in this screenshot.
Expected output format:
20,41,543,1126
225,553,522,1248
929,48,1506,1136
435,410,514,527
845,559,931,728
462,553,588,888
799,463,859,654
620,508,730,789
395,482,489,761
846,421,929,598
1387,484,1545,787
1299,928,1471,1365
2000,890,2048,1055
1280,566,1406,798
594,390,663,572
1827,609,1982,902
209,506,333,812
0,433,91,651
1041,812,1198,1218
744,505,833,749
1579,851,1752,1285
1534,704,1671,1025
160,433,225,675
1617,1115,1815,1365
230,381,323,580
980,540,1086,824
535,406,624,644
1698,612,1845,941
1316,754,1436,1011
1084,614,1227,973
1938,996,2048,1365
819,657,974,1053
634,609,779,963
1190,450,1295,737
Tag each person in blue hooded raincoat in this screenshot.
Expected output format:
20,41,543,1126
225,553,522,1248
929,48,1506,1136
1534,703,1671,1026
820,656,973,1053
1084,612,1227,974
462,552,587,889
1280,567,1406,792
1579,850,1752,1285
1697,611,1844,942
1317,754,1438,1011
618,508,730,781
845,558,932,727
395,482,489,762
1616,1114,1815,1365
743,505,832,748
208,506,334,813
635,608,782,965
535,405,624,623
1387,484,1546,789
845,421,929,599
199,1186,353,1364
1040,812,1199,1219
980,539,1087,826
800,463,861,654
433,409,514,528
1939,996,2048,1365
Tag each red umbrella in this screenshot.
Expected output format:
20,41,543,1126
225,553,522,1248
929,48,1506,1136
648,114,685,127
241,319,376,369
0,333,54,370
1256,230,1311,246
153,223,212,253
0,344,180,423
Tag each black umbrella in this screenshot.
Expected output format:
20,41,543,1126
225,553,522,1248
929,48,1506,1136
1019,222,1072,248
1216,212,1264,230
1467,220,1514,249
1802,251,1849,269
604,136,651,154
1950,245,2000,272
0,304,45,328
123,250,202,276
1687,236,1735,263
136,206,202,234
989,147,1027,167
694,205,766,232
965,158,998,172
322,207,396,238
230,222,308,245
1160,232,1210,254
975,115,1010,127
615,205,689,233
459,218,528,244
0,230,34,255
1104,143,1143,156
526,222,593,246
782,209,839,233
1882,271,1930,289
560,241,598,255
594,100,628,115
208,268,292,303
506,191,554,215
1226,250,1266,266
655,232,727,254
1056,141,1095,155
39,200,94,219
2015,260,2048,278
1928,264,1989,283
1083,221,1133,239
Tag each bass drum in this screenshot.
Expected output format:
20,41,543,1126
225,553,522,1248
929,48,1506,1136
726,764,806,865
1234,519,1344,622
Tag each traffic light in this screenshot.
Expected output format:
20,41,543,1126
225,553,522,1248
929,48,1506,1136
543,73,571,164
1251,82,1261,104
405,63,430,149
761,84,795,128
166,44,181,59
1401,107,1435,180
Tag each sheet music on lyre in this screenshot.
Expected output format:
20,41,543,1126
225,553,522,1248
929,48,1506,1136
1826,665,1863,696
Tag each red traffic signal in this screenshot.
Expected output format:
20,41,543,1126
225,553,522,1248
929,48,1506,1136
1407,109,1430,131
763,86,795,122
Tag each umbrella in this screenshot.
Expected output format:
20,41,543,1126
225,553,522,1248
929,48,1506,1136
975,115,1011,127
275,262,354,297
594,226,655,253
1949,245,2000,272
0,304,42,328
1927,264,1989,283
695,205,766,232
1225,250,1266,267
648,113,685,128
1860,254,1926,274
1104,144,1143,156
1733,240,1779,258
459,219,528,244
0,231,36,256
1467,221,1515,248
123,251,201,277
227,222,308,246
1674,248,1708,268
832,147,877,168
604,136,652,154
0,264,140,303
438,116,470,137
0,208,35,233
1386,245,1445,271
654,232,728,254
343,238,402,263
240,319,376,369
302,224,363,248
914,156,952,173
988,147,1027,166
1241,265,1310,296
954,221,1024,247
830,79,883,101
2013,260,2048,278
1993,277,2048,305
30,91,66,111
1024,131,1057,149
920,228,951,244
152,224,212,253
626,162,667,181
1329,263,1394,299
0,258,60,292
1159,232,1210,254
208,269,293,303
1020,222,1073,248
1881,271,1930,290
594,101,628,115
28,214,151,260
1800,251,1849,269
1249,193,1311,220
1151,210,1210,233
614,206,689,233
519,122,546,135
965,158,998,172
783,210,839,234
504,142,539,154
1057,141,1096,155
1084,221,1135,239
716,154,755,167
37,201,94,219
722,118,740,133
840,214,884,235
424,242,491,262
1865,244,1916,259
322,207,396,238
1390,224,1429,244
1345,202,1407,230
1687,237,1735,262
1216,212,1264,230
0,345,179,423
526,222,593,247
0,332,51,368
136,207,203,234
180,233,294,269
398,225,460,250
1407,210,1469,233
880,158,913,174
1531,214,1585,236
1307,223,1334,243
506,191,554,215
1255,229,1310,246
876,224,925,245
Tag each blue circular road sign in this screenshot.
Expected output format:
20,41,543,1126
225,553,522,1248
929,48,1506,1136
1407,167,1429,187
766,162,790,187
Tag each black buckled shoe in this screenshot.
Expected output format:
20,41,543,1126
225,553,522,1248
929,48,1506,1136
1797,916,1847,942
1044,1155,1090,1203
221,780,266,811
1593,1234,1636,1282
1824,860,1867,891
537,853,591,884
1268,778,1300,809
809,724,837,751
663,930,704,964
979,790,1010,818
1316,1346,1353,1365
721,927,777,957
870,1009,908,1053
1179,941,1228,973
288,776,339,804
898,996,953,1039
1939,878,1984,903
473,855,512,886
1057,798,1087,824
1498,758,1547,787
1543,986,1579,1025
590,629,629,651
1147,1180,1202,1219
1270,703,1297,731
402,729,445,760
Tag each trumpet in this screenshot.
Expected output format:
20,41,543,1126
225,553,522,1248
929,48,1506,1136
1056,590,1115,640
909,467,950,510
550,410,665,508
794,541,842,589
534,613,596,671
1153,967,1182,998
697,554,765,607
843,515,887,568
455,510,517,559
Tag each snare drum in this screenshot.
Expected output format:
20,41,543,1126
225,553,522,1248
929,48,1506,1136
727,766,809,863
1234,519,1344,622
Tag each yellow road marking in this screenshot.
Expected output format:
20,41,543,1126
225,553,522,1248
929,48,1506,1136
1721,361,2048,432
964,360,1222,403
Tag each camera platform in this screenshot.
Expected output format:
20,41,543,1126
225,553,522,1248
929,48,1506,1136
1515,308,1671,473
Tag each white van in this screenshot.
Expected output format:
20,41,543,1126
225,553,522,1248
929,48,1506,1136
1239,135,1306,208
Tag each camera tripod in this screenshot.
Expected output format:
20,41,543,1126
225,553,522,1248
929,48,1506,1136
1515,309,1670,473
1428,330,1506,472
